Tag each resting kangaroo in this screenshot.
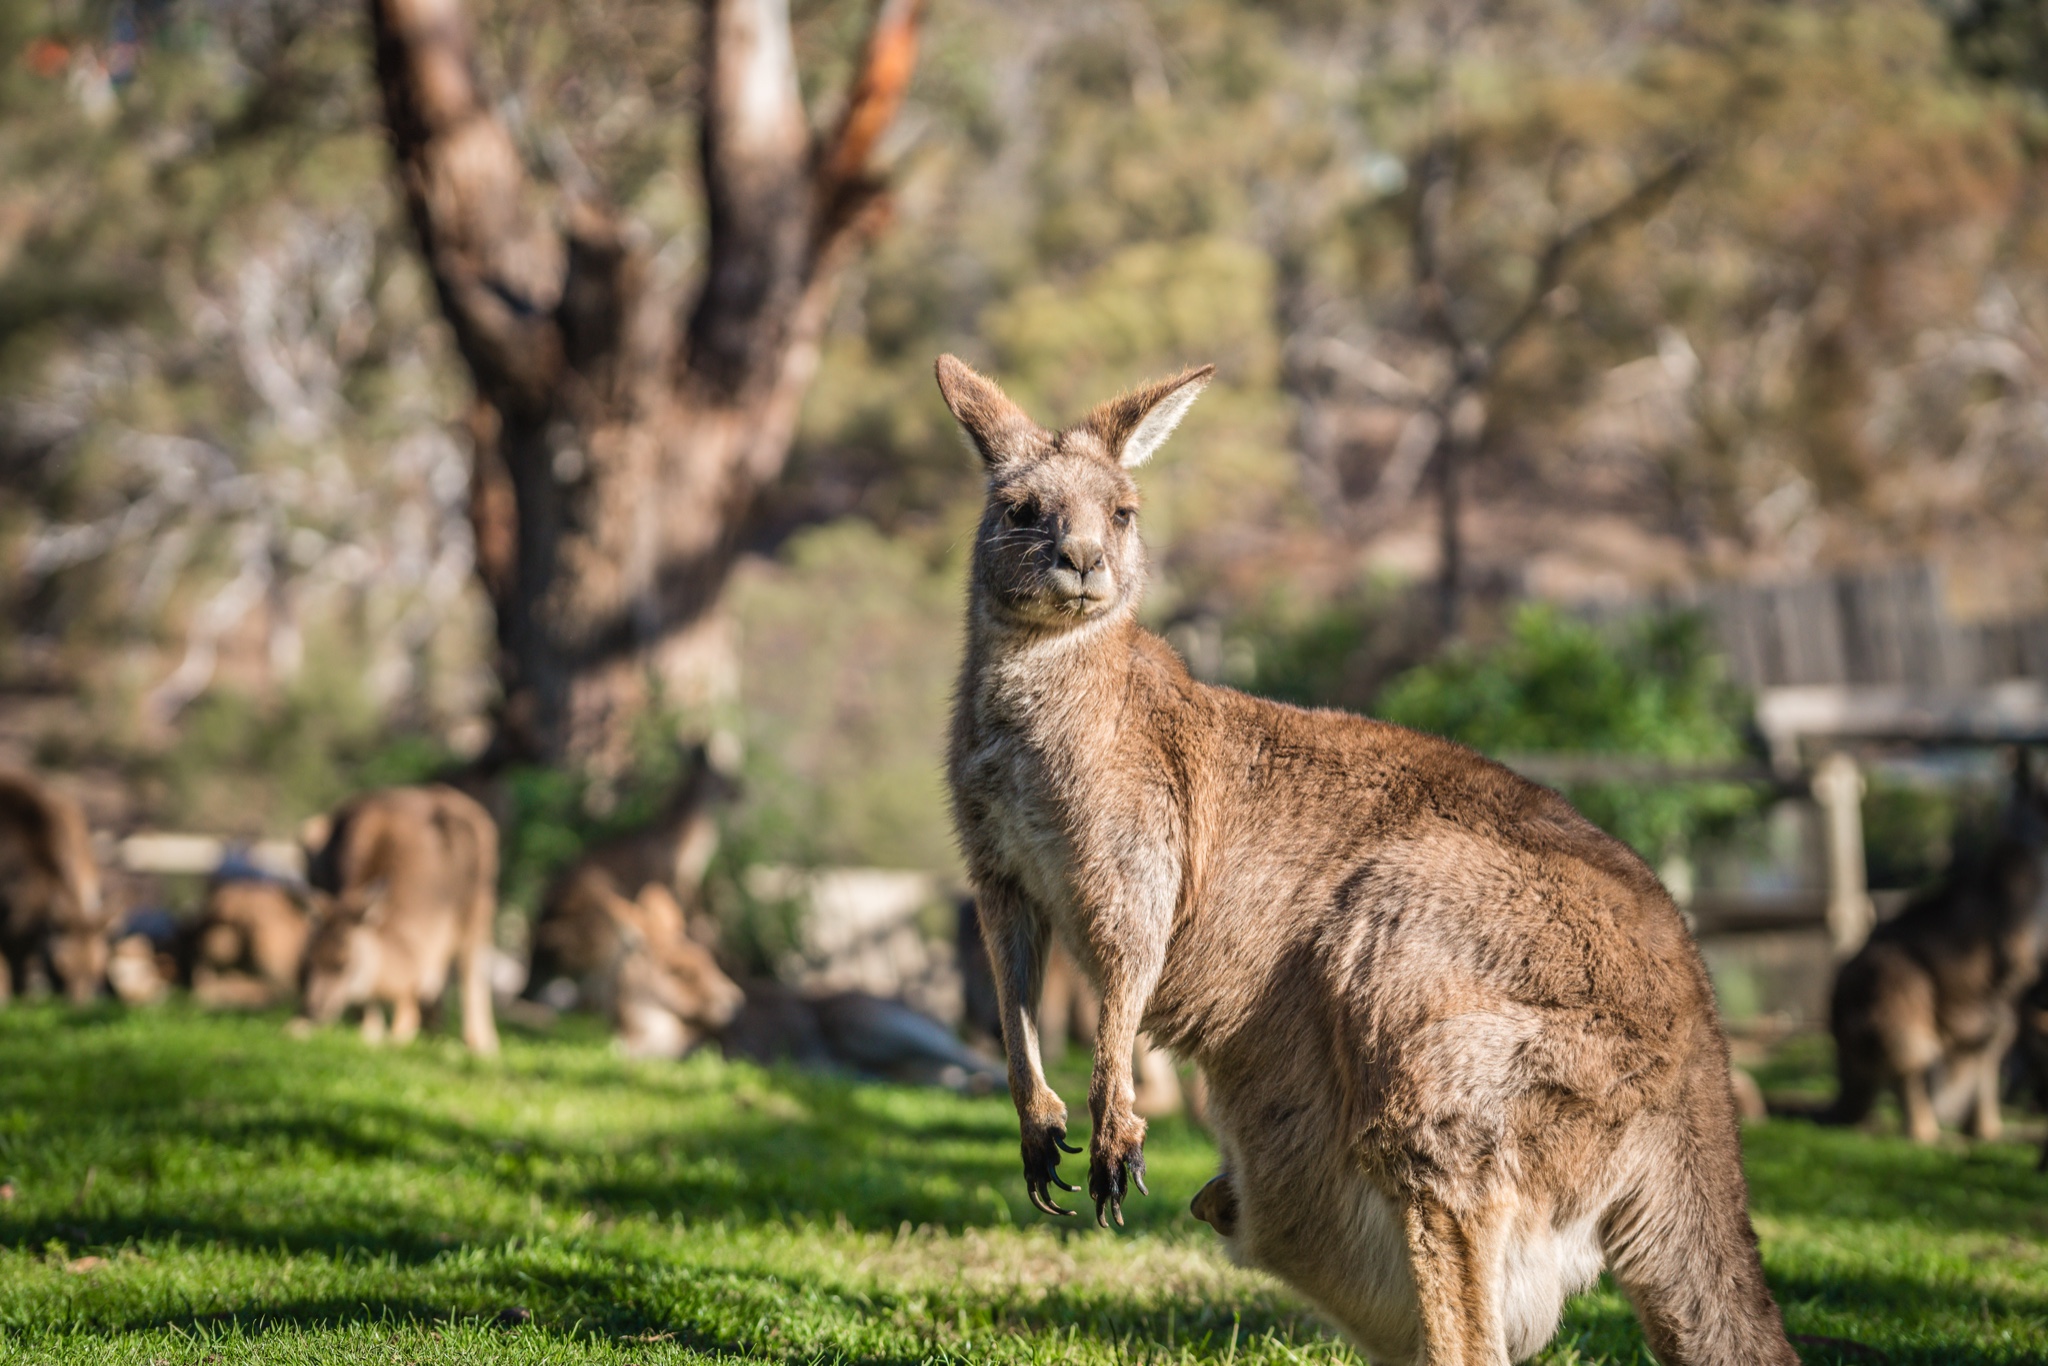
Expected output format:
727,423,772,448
0,768,109,1005
300,785,500,1054
187,876,318,1011
531,868,744,1056
938,355,1796,1366
1826,757,2047,1143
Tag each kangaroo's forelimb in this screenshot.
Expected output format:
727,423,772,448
980,880,1079,1215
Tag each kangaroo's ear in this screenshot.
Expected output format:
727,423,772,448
935,355,1049,470
298,813,332,857
1081,364,1215,468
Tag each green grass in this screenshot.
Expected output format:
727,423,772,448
0,1006,2043,1365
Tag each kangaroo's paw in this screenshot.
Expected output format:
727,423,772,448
1089,1117,1148,1228
1190,1172,1238,1236
1021,1120,1082,1217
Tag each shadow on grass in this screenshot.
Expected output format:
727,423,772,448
73,1256,1333,1365
5,1009,2044,1366
53,1259,2047,1366
0,1005,1218,1263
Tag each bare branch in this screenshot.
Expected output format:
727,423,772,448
1489,148,1703,361
817,0,926,212
687,0,925,402
369,0,564,408
1409,137,1466,356
686,0,814,399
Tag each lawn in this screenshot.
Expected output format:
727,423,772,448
0,1005,2043,1365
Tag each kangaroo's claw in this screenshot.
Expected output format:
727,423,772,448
1028,1181,1076,1217
1022,1123,1079,1217
1089,1141,1146,1228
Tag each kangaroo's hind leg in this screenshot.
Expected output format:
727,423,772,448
1402,1187,1510,1366
1599,1119,1798,1365
389,994,422,1045
1960,1011,2017,1140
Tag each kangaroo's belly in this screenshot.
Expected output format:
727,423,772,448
1206,1090,1603,1365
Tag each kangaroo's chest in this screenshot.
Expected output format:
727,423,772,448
967,734,1084,917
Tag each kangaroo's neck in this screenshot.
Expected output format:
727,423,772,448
963,594,1148,757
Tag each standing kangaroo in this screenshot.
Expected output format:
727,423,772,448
1826,756,2047,1144
938,356,1797,1366
0,768,109,1006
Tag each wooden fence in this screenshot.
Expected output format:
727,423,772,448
1705,563,2048,691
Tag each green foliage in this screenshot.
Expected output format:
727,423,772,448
3,1005,2048,1364
1860,768,2012,891
495,720,696,919
1376,606,1759,858
134,684,454,838
726,522,965,876
1236,576,1433,714
1944,0,2048,98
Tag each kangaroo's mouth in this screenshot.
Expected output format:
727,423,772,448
1044,567,1114,610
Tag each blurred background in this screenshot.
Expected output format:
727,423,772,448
4,0,2047,1040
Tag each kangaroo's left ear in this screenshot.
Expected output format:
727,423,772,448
1080,365,1216,468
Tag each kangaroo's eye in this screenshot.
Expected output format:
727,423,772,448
1007,502,1040,528
1114,507,1136,526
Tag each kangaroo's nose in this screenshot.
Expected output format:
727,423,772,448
1059,538,1105,574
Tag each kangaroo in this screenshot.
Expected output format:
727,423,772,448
299,785,501,1054
556,747,732,936
532,867,745,1055
187,876,318,1011
720,978,1005,1092
0,768,110,1006
1826,755,2047,1144
937,355,1796,1366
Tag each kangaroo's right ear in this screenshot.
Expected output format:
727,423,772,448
935,355,1049,471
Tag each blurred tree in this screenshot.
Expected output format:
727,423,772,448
1943,0,2048,94
368,0,923,770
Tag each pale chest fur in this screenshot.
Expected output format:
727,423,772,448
953,630,1147,933
957,721,1087,925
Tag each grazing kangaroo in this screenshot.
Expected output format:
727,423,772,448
0,768,110,1005
1826,756,2047,1144
299,785,501,1054
937,355,1796,1366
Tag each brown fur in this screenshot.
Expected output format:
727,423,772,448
965,899,1189,1116
2023,971,2048,1171
937,355,1796,1366
1826,769,2047,1144
554,751,731,942
188,878,318,1011
0,768,109,1005
533,868,744,1056
1035,940,1186,1118
299,785,500,1054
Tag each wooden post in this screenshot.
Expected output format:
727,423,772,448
1811,750,1874,956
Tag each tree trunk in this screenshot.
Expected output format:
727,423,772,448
1432,387,1484,642
371,0,923,770
1435,431,1462,642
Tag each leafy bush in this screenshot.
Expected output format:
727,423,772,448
494,719,697,921
1375,606,1760,859
1860,764,2011,891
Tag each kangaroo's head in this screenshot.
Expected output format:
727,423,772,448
936,355,1212,632
298,886,385,1023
